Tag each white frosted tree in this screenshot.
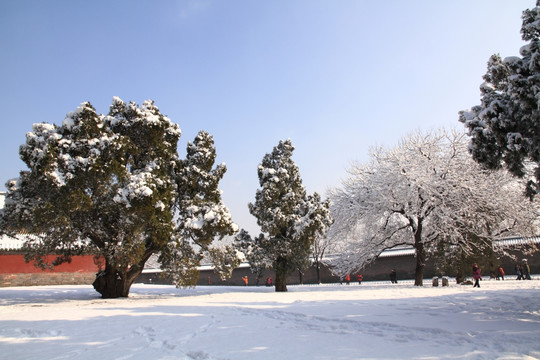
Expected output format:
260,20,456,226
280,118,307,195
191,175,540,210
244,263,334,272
328,129,538,286
237,139,332,292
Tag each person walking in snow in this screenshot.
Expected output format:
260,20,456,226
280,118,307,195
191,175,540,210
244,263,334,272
345,274,350,285
242,276,248,286
515,264,523,280
390,269,397,284
472,263,482,288
497,265,505,280
523,260,531,280
357,274,363,285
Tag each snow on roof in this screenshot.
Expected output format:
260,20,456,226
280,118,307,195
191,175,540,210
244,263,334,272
0,233,44,251
493,236,540,247
378,247,416,258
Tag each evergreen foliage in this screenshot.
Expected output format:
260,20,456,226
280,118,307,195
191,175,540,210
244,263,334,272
460,1,540,199
0,98,236,297
236,139,332,292
160,130,239,287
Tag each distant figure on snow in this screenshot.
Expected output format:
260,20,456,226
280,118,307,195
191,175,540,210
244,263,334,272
242,276,248,286
390,269,397,284
515,264,524,280
523,260,531,280
345,274,350,285
497,265,505,280
472,263,482,288
357,274,363,285
265,277,273,287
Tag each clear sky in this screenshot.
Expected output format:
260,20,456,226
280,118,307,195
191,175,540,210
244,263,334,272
0,1,533,235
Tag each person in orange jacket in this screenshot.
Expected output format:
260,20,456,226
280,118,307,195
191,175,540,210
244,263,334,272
497,265,505,280
242,276,248,286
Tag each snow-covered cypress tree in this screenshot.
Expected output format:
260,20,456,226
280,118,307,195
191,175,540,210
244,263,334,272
160,130,238,287
0,98,245,298
240,139,332,292
0,98,182,298
460,1,540,199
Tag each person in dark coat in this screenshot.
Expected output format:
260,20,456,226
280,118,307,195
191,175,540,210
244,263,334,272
515,264,523,280
390,269,397,284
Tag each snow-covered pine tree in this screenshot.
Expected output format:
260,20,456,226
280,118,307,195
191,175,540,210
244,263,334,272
159,130,238,287
459,1,540,199
240,139,332,292
0,98,181,298
235,230,271,284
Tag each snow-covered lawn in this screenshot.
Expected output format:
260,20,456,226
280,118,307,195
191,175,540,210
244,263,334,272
1,279,539,360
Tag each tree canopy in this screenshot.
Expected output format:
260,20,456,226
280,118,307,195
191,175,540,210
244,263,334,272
0,98,235,297
328,129,538,285
460,1,540,199
236,139,332,291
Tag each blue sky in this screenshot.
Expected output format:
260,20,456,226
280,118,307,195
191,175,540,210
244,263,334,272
0,1,532,235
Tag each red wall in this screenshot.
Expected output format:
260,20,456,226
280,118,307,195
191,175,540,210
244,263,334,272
0,254,101,274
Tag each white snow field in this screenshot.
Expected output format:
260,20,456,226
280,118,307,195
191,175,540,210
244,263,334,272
1,279,539,360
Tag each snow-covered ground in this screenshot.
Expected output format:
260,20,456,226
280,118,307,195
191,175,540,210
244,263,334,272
1,279,539,360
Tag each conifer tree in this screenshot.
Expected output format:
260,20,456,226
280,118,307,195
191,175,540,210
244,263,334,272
238,139,332,292
160,131,238,286
460,1,540,199
0,99,236,297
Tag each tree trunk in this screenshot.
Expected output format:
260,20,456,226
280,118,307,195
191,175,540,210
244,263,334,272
413,218,425,286
414,227,425,286
275,257,288,292
315,261,321,284
93,265,132,298
93,250,153,298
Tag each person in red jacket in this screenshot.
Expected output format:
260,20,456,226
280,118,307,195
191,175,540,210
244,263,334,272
472,263,482,288
497,265,505,280
357,274,363,285
345,274,350,285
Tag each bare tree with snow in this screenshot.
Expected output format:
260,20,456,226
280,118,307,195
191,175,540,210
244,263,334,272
328,129,538,286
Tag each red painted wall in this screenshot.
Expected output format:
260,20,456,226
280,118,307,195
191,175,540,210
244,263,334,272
0,254,101,274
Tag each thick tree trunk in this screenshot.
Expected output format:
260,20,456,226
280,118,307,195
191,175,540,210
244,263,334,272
93,250,153,298
93,265,132,298
275,257,288,292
